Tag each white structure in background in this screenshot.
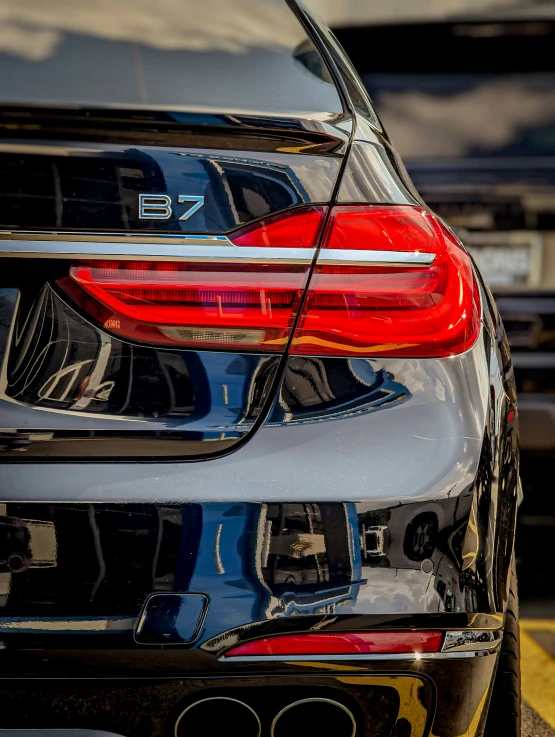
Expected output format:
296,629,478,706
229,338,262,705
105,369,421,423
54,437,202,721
306,0,525,26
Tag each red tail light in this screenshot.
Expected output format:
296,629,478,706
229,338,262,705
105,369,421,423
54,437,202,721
57,207,326,351
223,631,444,657
291,205,480,358
57,204,479,358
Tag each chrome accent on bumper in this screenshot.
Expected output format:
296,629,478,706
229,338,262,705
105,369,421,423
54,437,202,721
219,649,499,663
441,630,501,653
0,732,124,737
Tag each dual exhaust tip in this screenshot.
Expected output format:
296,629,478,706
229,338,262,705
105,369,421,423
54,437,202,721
175,696,357,737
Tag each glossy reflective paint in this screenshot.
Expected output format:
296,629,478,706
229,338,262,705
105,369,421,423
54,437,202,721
0,7,344,115
337,141,417,205
0,161,518,737
0,4,519,737
0,278,519,636
0,133,343,234
0,286,281,457
0,311,506,483
0,489,512,652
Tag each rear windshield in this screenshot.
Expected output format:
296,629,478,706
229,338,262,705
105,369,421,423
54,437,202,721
336,21,555,159
0,0,343,115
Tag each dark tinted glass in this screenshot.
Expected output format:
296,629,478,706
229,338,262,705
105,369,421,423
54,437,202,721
0,0,342,114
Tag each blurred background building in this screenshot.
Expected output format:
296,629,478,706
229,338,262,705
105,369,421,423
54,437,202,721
308,0,529,24
308,0,555,24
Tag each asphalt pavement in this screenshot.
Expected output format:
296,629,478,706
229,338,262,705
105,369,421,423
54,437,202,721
523,703,555,737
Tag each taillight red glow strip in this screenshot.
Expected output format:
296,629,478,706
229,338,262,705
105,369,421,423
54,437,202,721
44,203,480,357
219,630,501,661
290,206,480,358
223,631,444,658
55,207,328,352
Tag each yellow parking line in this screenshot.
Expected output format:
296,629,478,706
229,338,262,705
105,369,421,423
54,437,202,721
520,628,555,728
521,619,555,632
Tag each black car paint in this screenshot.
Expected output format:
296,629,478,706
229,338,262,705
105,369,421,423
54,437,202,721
0,113,346,233
0,2,518,737
0,109,418,461
0,284,520,737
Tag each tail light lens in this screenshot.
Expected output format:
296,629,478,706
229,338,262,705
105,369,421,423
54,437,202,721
57,204,479,358
223,631,444,657
57,206,326,352
291,205,480,358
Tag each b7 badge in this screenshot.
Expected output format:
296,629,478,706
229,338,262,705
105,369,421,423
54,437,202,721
138,194,205,221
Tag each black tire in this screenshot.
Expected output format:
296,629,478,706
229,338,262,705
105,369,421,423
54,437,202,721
483,555,521,737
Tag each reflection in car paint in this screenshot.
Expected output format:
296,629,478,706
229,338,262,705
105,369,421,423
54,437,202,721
270,357,411,425
0,286,281,454
0,143,340,233
0,488,506,640
0,287,415,455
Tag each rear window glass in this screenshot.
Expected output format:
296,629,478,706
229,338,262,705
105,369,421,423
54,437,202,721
0,0,343,115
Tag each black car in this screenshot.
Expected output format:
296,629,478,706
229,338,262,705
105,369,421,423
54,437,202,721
0,2,519,737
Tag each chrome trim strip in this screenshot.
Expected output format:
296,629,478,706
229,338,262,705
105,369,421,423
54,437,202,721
0,230,436,267
320,249,435,267
0,238,316,264
441,630,501,653
219,648,500,663
0,230,230,246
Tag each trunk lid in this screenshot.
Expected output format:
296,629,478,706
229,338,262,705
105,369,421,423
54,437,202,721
0,109,348,461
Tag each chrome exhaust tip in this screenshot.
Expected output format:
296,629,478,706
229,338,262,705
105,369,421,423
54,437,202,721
271,698,357,737
175,696,261,737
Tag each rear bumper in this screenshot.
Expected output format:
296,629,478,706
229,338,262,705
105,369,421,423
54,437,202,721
0,493,508,737
0,653,498,737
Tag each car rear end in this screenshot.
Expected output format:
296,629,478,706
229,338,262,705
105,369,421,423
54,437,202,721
0,2,519,737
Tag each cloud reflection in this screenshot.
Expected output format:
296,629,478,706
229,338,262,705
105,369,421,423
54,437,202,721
0,0,305,61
